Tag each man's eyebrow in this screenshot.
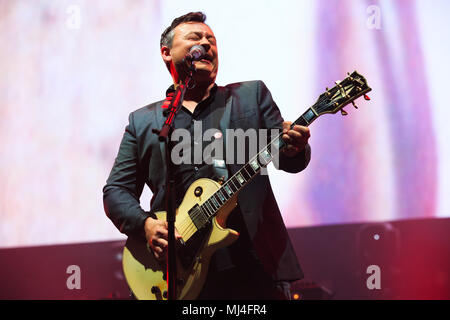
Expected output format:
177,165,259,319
184,31,216,39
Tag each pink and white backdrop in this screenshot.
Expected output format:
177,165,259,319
1,0,449,248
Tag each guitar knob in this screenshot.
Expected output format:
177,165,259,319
151,286,160,294
364,94,371,100
194,186,203,197
340,109,348,116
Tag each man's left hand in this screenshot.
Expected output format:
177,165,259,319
281,121,310,158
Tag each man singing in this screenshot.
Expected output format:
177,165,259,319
103,12,311,300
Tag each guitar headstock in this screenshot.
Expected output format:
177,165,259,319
313,71,372,116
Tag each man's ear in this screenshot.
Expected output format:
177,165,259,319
161,46,172,65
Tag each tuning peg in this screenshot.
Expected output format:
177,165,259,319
340,109,348,116
352,101,358,109
364,94,371,100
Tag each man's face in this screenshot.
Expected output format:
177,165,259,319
163,22,218,83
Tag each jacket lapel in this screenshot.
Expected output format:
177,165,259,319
218,86,233,157
155,104,167,174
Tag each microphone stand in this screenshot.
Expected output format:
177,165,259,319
156,60,196,300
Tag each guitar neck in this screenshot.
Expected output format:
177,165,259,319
188,106,318,228
188,70,371,230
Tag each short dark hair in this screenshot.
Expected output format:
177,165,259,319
160,12,207,48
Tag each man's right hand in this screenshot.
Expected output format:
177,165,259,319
144,217,182,260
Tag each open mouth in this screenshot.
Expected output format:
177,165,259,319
202,54,213,62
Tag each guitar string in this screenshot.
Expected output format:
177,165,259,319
174,122,307,240
176,129,287,239
178,164,264,239
172,82,367,237
178,98,354,235
187,88,364,231
176,97,361,238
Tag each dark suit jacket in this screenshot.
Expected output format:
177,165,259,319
103,80,311,281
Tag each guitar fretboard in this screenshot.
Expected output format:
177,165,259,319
188,106,319,230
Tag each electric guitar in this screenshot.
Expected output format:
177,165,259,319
122,71,372,300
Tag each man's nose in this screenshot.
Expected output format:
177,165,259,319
198,37,211,52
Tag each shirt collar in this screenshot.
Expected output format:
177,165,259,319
165,83,218,102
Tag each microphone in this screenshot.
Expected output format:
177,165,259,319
184,45,206,62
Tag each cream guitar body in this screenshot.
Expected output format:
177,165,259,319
122,178,239,300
